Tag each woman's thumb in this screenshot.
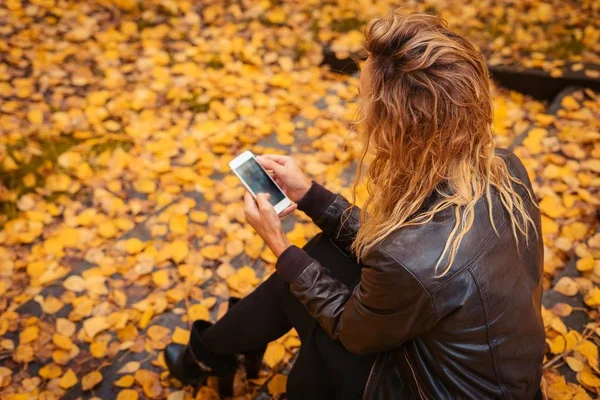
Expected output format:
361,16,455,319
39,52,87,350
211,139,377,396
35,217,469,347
258,158,284,174
256,193,272,210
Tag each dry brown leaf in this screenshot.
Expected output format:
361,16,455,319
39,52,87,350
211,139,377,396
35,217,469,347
554,277,579,296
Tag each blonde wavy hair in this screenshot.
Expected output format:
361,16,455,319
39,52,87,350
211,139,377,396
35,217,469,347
350,11,536,276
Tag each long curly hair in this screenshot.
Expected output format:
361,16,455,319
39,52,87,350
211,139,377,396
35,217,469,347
350,11,536,275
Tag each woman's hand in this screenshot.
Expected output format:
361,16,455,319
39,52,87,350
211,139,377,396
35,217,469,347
244,192,291,257
257,155,312,203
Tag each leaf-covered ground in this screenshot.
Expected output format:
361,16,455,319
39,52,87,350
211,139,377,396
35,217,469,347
0,1,599,399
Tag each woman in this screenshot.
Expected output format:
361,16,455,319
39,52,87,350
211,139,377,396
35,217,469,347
165,11,545,399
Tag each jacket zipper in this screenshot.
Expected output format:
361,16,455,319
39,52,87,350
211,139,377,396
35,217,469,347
362,355,378,400
404,348,427,400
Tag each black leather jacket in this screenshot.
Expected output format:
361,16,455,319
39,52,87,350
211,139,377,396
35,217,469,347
276,149,544,399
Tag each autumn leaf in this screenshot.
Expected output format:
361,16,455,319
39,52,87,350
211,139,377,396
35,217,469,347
227,266,260,295
566,357,585,373
90,341,108,358
201,245,225,260
59,368,78,389
147,325,170,341
188,304,210,322
114,374,135,388
169,214,188,235
39,363,62,379
118,361,141,374
124,238,146,255
52,334,73,350
82,370,103,391
19,326,39,344
84,316,110,339
263,342,286,368
172,327,190,345
554,277,579,296
268,374,288,395
171,240,189,263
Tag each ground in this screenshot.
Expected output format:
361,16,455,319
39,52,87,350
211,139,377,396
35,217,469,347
0,1,599,399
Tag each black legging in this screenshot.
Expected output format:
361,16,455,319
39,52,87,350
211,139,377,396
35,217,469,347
199,233,376,399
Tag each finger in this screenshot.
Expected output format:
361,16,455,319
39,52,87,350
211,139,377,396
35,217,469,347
259,154,289,166
278,203,297,218
256,193,274,212
244,192,259,216
258,158,285,174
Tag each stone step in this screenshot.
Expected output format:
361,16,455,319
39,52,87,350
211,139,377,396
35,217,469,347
321,47,600,101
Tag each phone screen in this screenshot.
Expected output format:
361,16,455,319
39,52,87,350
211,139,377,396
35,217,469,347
235,158,286,206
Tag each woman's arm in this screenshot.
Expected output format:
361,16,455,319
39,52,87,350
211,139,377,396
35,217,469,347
277,244,439,354
242,175,437,353
296,181,361,255
257,155,361,255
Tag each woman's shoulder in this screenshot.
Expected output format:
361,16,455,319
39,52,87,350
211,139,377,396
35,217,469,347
495,148,531,184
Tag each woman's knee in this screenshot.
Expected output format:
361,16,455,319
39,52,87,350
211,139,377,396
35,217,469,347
302,233,352,263
300,234,362,288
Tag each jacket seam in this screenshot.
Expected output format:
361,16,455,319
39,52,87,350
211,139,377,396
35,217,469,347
379,249,439,322
429,216,510,294
289,260,317,287
314,194,345,227
468,268,508,399
367,351,388,399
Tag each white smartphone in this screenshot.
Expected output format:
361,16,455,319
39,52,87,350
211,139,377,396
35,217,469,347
229,151,292,215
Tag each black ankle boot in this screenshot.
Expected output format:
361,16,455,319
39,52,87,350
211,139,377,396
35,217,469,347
164,343,207,386
228,297,267,379
164,321,237,389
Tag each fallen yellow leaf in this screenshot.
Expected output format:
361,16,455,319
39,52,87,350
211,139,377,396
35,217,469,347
82,370,103,391
39,363,62,379
172,327,190,345
124,238,146,254
188,304,210,322
118,361,141,374
268,374,288,394
201,244,225,260
114,374,135,388
59,368,78,389
171,240,189,263
83,316,110,339
52,334,73,351
90,341,108,358
19,326,39,344
147,325,170,341
553,277,579,296
263,342,286,368
169,214,188,235
117,389,139,400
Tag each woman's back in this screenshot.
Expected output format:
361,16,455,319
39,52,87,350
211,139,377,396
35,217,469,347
286,148,544,399
366,149,544,398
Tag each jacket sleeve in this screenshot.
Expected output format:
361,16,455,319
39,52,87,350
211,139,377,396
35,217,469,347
296,181,361,255
276,244,439,355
